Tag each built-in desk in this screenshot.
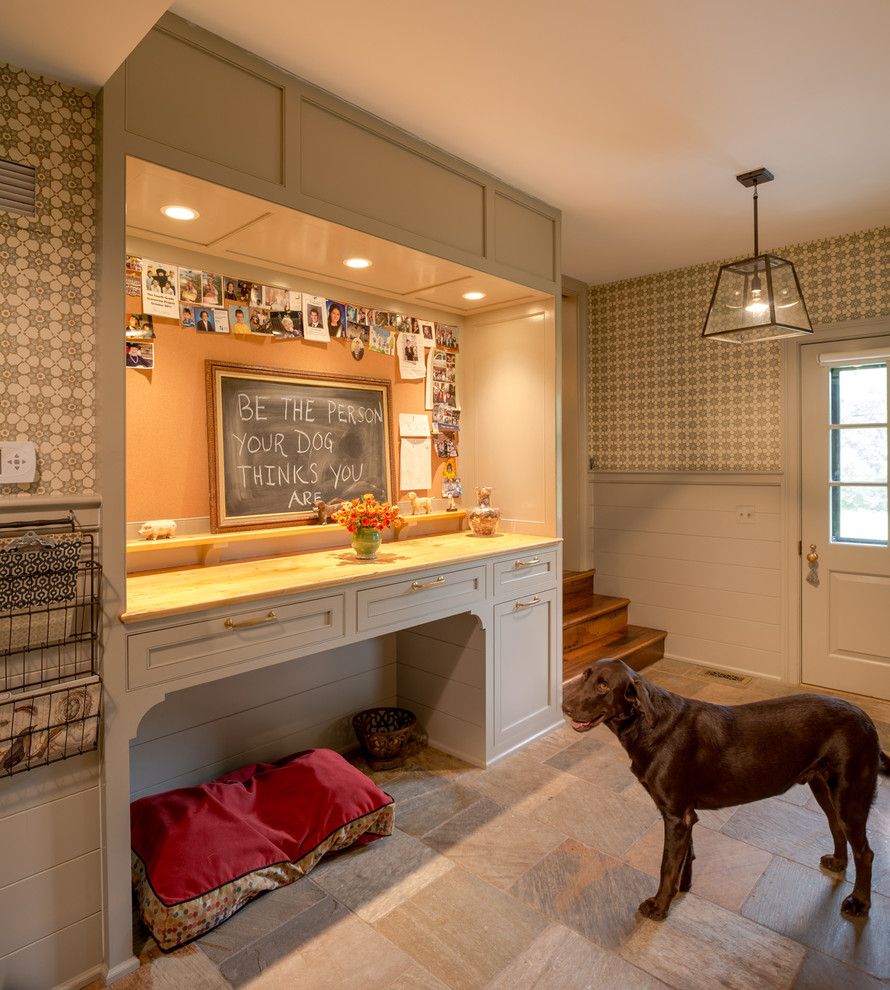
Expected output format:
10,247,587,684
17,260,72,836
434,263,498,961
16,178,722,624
104,531,563,981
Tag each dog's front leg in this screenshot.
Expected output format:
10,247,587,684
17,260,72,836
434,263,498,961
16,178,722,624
639,810,696,920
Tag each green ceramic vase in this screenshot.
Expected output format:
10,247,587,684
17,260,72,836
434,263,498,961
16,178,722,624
351,527,382,559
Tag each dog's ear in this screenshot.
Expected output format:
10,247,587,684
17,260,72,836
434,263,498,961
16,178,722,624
626,674,658,727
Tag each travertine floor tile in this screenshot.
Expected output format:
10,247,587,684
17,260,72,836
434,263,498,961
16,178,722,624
509,837,656,950
526,776,661,857
310,825,452,922
422,796,565,888
486,922,671,989
83,941,229,990
545,736,639,792
393,779,484,837
622,822,773,912
374,868,549,990
231,907,413,990
517,721,579,762
742,857,890,980
622,892,806,990
459,751,574,816
792,948,885,990
385,965,450,989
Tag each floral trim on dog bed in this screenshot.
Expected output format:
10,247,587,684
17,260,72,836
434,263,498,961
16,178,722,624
131,748,394,951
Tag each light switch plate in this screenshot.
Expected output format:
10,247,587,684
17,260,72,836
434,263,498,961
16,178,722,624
0,441,37,483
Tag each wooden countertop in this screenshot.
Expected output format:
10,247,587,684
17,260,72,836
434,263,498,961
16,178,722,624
122,531,560,624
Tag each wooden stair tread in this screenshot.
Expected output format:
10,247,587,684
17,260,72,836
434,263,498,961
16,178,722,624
563,592,629,629
562,569,596,596
563,625,667,684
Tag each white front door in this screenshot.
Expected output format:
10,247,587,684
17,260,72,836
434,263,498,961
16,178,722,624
800,336,890,700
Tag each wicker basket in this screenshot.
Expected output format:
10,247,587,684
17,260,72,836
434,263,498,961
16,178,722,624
352,707,416,769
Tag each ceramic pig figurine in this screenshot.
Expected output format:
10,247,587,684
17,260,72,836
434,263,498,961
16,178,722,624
139,519,177,540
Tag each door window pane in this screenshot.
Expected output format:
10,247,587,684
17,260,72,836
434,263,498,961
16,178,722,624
828,362,888,545
830,428,888,483
832,486,889,544
830,365,887,425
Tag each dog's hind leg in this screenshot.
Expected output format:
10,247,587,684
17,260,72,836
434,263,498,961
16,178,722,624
835,783,875,918
639,810,696,920
679,835,695,893
808,775,848,872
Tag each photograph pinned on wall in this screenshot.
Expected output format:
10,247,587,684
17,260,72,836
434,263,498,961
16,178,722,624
271,310,303,339
180,306,196,328
326,300,346,337
390,312,408,331
433,405,460,431
442,476,462,501
141,260,179,317
212,308,231,334
269,286,290,310
431,348,457,382
419,321,435,346
229,305,251,334
346,319,369,343
249,283,269,307
179,268,201,303
397,330,425,380
369,324,395,356
201,272,223,306
194,308,218,333
435,323,460,350
303,294,330,342
223,278,239,302
125,256,142,296
434,434,458,459
126,340,154,368
433,381,457,407
374,309,391,328
248,307,273,334
350,335,365,362
237,280,253,302
126,313,155,340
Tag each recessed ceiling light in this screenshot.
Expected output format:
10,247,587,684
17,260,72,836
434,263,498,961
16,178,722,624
344,257,372,269
463,291,486,300
162,205,199,220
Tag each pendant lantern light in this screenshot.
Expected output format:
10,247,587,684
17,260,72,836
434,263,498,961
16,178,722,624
702,168,812,343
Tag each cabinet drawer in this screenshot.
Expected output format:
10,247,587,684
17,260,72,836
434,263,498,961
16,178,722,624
127,594,345,689
357,565,485,632
492,549,558,595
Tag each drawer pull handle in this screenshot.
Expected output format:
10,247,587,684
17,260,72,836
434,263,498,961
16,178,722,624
224,611,277,629
514,596,541,609
411,576,445,591
514,557,540,568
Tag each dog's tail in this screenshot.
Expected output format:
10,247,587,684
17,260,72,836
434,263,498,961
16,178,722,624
880,750,890,776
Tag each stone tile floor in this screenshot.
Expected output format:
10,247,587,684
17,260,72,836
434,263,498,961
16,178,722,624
90,659,890,989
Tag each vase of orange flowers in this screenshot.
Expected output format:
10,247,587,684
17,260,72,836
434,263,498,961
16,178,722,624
333,494,403,559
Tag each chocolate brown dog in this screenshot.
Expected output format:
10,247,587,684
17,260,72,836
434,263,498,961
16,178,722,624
562,658,890,921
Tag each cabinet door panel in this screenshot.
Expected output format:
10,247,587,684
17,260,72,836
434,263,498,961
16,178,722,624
493,588,559,749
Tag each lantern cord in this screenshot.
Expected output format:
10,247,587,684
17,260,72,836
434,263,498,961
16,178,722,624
752,180,759,256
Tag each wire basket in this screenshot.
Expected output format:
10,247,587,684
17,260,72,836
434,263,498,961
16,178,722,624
352,707,416,769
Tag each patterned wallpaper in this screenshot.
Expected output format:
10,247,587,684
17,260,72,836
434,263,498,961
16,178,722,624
0,62,96,497
588,226,890,472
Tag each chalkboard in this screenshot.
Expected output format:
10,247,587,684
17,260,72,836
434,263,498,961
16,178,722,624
205,361,394,532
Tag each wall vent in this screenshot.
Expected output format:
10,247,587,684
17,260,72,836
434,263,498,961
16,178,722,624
0,158,37,217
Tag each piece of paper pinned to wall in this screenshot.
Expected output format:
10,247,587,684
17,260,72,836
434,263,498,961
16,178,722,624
399,413,430,437
400,437,432,490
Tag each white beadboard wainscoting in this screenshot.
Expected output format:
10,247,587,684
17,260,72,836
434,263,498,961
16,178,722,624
590,472,785,680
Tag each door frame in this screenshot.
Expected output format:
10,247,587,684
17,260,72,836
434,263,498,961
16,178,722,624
561,275,590,572
783,314,890,686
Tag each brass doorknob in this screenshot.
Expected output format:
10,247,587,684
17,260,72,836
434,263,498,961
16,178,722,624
806,544,818,563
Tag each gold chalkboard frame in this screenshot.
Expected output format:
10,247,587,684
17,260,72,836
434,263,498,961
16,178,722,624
205,360,395,533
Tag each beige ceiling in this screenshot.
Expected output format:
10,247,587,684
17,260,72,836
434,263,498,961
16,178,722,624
3,0,890,286
126,159,548,315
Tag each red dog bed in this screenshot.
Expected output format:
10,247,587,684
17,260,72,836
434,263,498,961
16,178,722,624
131,748,394,950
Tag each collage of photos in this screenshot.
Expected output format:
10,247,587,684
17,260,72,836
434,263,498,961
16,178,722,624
125,256,463,500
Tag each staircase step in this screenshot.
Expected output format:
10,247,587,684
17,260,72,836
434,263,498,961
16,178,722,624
563,593,629,651
563,569,596,596
563,625,667,685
